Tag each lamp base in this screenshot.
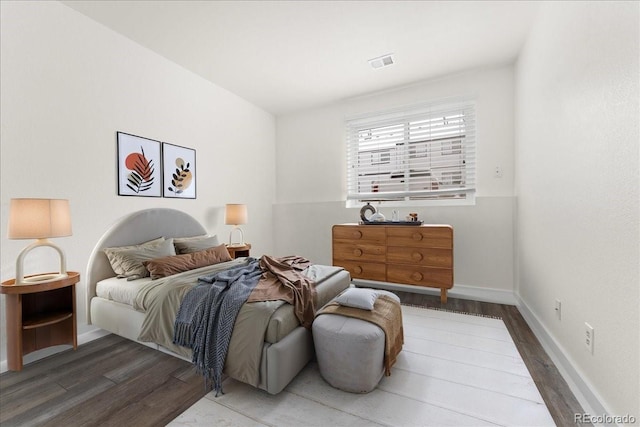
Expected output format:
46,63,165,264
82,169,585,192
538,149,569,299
15,238,68,286
228,226,245,248
18,272,68,285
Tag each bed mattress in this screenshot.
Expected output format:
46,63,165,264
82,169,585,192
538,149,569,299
96,276,151,306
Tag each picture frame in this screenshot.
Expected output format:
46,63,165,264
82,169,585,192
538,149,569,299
162,142,196,199
117,132,162,197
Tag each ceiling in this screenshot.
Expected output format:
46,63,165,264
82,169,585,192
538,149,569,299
62,1,540,116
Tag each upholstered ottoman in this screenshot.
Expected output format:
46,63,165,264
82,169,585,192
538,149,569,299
312,288,401,393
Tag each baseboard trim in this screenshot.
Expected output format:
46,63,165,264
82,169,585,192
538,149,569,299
352,280,517,305
78,328,111,346
515,294,613,425
0,327,110,374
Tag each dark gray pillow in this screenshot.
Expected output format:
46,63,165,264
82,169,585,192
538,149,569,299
173,235,220,255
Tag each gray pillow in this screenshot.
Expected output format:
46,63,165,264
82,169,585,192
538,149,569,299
334,288,380,310
105,238,176,280
173,235,220,255
103,237,165,276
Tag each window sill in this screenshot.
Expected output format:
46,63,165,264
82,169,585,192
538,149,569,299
346,192,476,209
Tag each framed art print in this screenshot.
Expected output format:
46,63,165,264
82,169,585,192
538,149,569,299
162,142,196,199
117,132,162,197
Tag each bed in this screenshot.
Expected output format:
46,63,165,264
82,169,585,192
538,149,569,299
86,208,351,395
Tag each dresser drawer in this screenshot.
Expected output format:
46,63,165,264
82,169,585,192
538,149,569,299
333,260,386,281
387,246,453,268
333,242,385,262
387,265,453,288
332,225,386,244
386,226,453,248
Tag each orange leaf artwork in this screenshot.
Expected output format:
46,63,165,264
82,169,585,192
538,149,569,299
125,147,155,193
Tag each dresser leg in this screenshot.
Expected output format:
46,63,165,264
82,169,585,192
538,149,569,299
440,288,448,304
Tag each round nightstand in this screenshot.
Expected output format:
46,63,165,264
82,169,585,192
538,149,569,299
226,244,251,259
1,272,80,371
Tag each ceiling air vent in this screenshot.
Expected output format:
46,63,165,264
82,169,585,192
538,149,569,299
368,53,395,69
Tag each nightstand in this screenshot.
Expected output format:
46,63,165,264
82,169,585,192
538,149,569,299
1,271,79,371
226,244,251,259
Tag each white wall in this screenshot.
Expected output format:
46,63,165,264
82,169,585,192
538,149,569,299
515,1,639,419
0,1,276,365
275,66,517,301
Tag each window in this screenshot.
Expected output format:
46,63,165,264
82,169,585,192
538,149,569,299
346,99,476,206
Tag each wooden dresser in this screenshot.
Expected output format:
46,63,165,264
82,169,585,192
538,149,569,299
332,224,454,303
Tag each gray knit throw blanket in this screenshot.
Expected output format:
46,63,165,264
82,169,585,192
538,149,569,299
173,258,262,396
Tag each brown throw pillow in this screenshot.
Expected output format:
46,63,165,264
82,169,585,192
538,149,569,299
143,244,232,279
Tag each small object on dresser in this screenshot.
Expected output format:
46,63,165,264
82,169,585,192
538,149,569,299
409,212,418,222
369,211,386,222
359,203,377,222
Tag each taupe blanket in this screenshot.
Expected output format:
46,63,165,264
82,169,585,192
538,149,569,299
316,295,404,375
134,258,283,387
248,255,316,328
174,259,263,395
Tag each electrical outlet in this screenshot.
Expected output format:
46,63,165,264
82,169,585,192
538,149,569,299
585,323,594,354
494,166,503,178
555,299,561,320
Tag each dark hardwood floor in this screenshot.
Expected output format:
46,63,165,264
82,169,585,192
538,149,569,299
0,334,207,427
0,293,587,426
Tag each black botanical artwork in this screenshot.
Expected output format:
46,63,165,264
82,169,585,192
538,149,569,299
163,143,196,199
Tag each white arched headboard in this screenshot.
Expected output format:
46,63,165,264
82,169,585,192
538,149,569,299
85,208,207,323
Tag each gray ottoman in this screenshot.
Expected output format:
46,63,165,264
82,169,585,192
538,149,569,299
312,289,399,393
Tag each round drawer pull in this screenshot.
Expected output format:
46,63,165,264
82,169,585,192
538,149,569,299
353,248,363,257
412,252,423,261
354,266,363,274
411,272,423,281
412,233,423,241
352,230,363,239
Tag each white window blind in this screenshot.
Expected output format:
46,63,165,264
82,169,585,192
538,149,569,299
346,99,476,203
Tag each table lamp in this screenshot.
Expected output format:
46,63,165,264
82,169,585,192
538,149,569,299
8,198,72,285
225,204,247,247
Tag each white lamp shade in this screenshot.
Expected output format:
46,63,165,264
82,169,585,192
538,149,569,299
225,204,247,226
8,198,72,239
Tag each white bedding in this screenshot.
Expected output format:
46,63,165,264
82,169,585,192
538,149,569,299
96,277,152,306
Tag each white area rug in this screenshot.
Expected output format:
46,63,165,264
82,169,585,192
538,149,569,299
169,306,555,426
